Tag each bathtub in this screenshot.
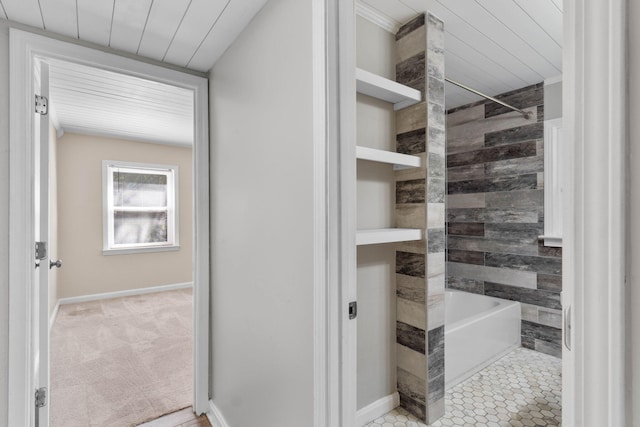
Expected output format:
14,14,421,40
444,290,521,389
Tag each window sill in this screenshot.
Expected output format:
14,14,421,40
103,245,180,256
538,236,563,248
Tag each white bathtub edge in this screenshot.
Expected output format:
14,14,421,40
356,392,400,426
445,341,521,390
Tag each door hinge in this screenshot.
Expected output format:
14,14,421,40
35,387,47,408
348,301,357,320
35,241,47,261
35,95,48,115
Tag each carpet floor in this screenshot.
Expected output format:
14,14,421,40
51,288,194,427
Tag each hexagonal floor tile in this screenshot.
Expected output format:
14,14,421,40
364,348,561,427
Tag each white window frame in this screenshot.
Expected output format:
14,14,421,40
102,160,180,255
541,118,563,247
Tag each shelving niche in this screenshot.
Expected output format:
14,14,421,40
356,68,422,245
356,68,422,110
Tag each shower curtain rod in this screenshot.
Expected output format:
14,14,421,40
445,77,531,119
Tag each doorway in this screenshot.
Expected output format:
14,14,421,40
8,29,210,427
44,56,197,425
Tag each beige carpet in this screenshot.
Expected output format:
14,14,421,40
51,288,194,427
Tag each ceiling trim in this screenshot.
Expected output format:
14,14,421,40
60,125,192,148
355,1,400,35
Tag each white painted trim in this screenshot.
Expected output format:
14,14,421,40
355,68,421,110
356,393,400,426
8,29,211,425
206,400,230,427
102,245,181,255
56,282,193,305
192,34,211,416
356,146,421,168
101,160,180,252
355,1,400,34
337,0,358,425
312,0,328,425
315,0,357,425
539,236,562,247
544,75,563,86
9,27,39,427
48,103,62,134
49,301,60,332
356,228,422,245
563,0,627,425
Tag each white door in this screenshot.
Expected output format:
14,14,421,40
34,59,51,427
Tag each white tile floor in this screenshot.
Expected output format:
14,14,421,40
366,348,562,427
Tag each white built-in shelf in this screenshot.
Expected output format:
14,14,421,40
356,228,422,246
356,68,421,111
356,146,421,170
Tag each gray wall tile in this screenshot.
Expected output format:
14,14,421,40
448,249,484,265
447,222,485,237
396,14,425,40
522,319,562,343
485,122,544,147
537,274,562,293
447,140,537,168
484,253,562,275
448,262,538,289
446,276,484,294
447,174,537,195
485,282,561,310
397,179,425,203
397,128,426,155
484,83,543,118
397,322,426,355
397,251,426,278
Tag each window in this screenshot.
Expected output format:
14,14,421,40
541,118,563,247
103,161,179,254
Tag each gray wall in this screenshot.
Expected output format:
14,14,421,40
628,0,640,423
446,83,563,358
355,16,397,410
544,81,562,121
0,19,9,427
208,0,314,425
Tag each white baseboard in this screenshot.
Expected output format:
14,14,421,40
49,300,60,331
57,282,193,305
356,392,400,426
206,400,229,427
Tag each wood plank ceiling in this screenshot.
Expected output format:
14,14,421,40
0,0,562,129
47,58,194,146
0,0,269,72
357,0,563,109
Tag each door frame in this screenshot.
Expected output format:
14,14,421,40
562,0,627,425
8,29,210,426
313,0,356,425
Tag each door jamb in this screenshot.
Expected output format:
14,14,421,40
312,0,356,425
563,0,627,425
8,29,211,427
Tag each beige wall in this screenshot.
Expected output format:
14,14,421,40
55,133,192,299
355,16,398,409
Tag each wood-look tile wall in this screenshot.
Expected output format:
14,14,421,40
395,12,446,424
446,84,563,358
